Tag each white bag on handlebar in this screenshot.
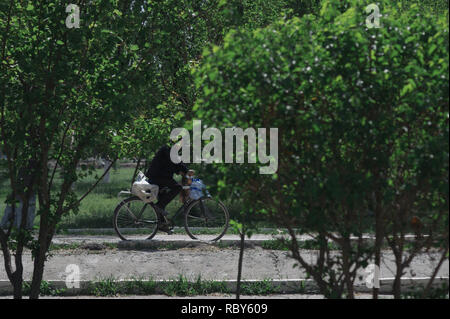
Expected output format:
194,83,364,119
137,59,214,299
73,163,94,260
131,171,159,203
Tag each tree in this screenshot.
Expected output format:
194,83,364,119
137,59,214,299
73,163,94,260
0,0,227,299
194,0,448,298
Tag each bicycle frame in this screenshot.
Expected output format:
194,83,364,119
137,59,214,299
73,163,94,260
151,195,210,222
150,201,186,221
114,186,228,241
146,196,213,224
118,176,211,226
117,189,187,222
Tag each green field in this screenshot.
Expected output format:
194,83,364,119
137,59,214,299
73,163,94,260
0,167,248,231
0,167,145,229
0,166,379,232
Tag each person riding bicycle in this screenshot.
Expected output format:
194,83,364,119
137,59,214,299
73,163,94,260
145,144,194,232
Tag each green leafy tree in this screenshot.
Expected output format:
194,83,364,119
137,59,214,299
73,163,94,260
0,0,231,299
194,0,448,298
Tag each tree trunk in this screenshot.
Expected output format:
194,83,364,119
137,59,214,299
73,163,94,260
12,272,23,299
373,236,382,298
12,195,30,299
342,238,355,299
372,192,384,299
29,250,46,299
29,214,50,299
422,246,448,298
236,231,245,300
392,263,403,299
12,238,24,300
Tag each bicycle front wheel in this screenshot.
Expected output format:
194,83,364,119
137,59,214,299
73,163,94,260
113,196,158,241
184,197,229,242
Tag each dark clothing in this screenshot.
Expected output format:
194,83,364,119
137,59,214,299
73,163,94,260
146,145,188,179
146,145,188,210
150,176,182,210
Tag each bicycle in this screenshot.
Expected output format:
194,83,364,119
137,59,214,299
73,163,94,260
113,175,229,242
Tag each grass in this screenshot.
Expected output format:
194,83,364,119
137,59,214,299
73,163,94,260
240,279,281,295
86,275,230,297
0,167,136,229
59,168,138,229
401,283,450,299
47,242,117,251
1,166,377,234
88,276,288,297
163,275,230,296
87,276,158,296
38,239,358,252
0,166,284,231
1,166,381,235
260,240,290,251
260,239,340,251
0,167,182,229
17,277,449,298
22,280,66,297
120,278,157,295
258,238,445,251
17,276,287,297
89,277,121,297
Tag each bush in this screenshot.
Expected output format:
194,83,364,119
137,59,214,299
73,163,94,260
194,0,448,298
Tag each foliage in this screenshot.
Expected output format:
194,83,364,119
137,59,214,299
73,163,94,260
194,0,449,298
22,280,65,297
240,279,281,295
0,0,242,299
0,0,448,299
162,275,230,296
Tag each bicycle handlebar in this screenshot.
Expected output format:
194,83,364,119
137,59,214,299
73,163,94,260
117,190,132,199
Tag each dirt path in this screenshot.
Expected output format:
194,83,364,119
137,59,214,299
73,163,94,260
0,245,447,282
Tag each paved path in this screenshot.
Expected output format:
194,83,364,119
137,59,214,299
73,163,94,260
51,233,420,245
51,234,307,244
0,245,447,283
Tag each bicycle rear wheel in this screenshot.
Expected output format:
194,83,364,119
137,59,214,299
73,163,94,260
184,197,229,242
113,196,158,241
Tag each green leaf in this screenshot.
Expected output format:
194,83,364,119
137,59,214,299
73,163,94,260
428,44,437,55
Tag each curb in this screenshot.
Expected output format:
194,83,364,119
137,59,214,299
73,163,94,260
115,234,422,250
116,239,263,250
0,277,447,296
64,228,298,234
63,228,421,241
